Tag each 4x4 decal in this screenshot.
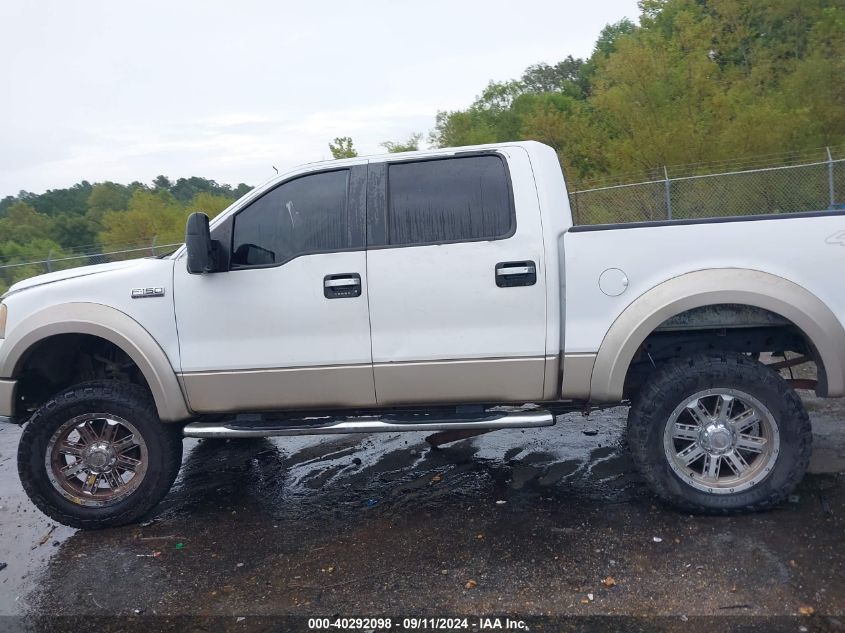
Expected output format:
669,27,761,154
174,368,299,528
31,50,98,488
825,230,845,245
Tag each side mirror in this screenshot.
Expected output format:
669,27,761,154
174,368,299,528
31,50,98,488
185,212,219,274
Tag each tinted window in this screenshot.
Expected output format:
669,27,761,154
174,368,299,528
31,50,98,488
387,155,512,246
231,170,349,267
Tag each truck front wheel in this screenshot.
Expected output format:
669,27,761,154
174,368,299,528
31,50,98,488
627,352,811,513
17,381,183,529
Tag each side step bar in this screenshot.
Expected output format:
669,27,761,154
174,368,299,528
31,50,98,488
183,409,555,439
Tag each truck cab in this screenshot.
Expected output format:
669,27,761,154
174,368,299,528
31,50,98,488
172,143,568,412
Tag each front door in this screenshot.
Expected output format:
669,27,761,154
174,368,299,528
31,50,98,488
365,149,548,405
173,164,376,413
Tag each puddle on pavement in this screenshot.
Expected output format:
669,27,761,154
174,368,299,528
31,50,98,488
0,409,637,615
1,403,843,619
152,407,640,525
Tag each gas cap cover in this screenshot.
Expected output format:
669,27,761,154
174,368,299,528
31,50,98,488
599,268,629,297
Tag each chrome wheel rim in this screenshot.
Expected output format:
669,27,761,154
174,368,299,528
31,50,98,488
46,413,148,507
663,388,779,494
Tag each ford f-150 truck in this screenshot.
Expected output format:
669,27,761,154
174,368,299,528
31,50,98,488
1,141,843,528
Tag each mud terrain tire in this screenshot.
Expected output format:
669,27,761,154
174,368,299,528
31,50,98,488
627,352,811,513
18,381,183,529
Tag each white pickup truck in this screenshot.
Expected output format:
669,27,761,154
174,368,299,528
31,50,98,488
1,141,843,528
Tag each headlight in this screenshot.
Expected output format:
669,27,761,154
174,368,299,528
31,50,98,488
0,303,6,339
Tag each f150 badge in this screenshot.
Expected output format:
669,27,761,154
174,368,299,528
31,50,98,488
131,287,165,299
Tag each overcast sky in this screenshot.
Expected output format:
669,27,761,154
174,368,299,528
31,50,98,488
0,0,640,198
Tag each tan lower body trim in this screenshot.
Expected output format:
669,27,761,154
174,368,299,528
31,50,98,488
560,353,596,400
0,379,16,418
542,354,561,400
373,356,546,405
180,364,376,413
181,356,552,413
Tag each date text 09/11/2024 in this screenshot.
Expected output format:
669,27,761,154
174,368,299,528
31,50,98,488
306,617,528,630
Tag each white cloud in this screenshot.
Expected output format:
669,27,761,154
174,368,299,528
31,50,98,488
203,114,276,128
0,0,641,196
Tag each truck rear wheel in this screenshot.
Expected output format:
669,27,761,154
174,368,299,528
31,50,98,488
627,352,811,513
17,381,183,529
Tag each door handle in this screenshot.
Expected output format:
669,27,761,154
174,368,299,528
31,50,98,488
495,261,537,287
324,273,362,298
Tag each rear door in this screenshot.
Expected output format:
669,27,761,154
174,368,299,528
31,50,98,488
365,148,547,405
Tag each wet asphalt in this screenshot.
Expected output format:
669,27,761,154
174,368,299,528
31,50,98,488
1,394,844,631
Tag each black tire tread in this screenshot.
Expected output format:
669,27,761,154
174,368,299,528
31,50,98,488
17,381,183,529
627,351,811,514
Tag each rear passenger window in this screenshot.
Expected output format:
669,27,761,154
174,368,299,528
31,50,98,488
387,155,513,246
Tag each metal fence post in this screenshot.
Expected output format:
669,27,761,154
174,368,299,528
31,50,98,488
46,249,53,273
827,147,836,209
150,235,157,256
663,166,673,220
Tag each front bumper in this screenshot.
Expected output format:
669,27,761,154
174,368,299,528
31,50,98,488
0,379,16,419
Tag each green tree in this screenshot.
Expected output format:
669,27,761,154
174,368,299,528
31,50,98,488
188,192,234,219
328,137,358,159
169,177,239,203
49,213,99,249
152,175,173,190
521,56,589,97
87,182,132,217
381,133,423,153
0,238,72,293
0,175,249,291
24,181,93,216
0,202,51,244
233,183,252,198
98,189,187,249
431,0,845,187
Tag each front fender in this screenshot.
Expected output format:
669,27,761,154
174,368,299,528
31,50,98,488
0,302,192,421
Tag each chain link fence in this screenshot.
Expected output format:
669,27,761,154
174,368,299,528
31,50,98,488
569,149,845,225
